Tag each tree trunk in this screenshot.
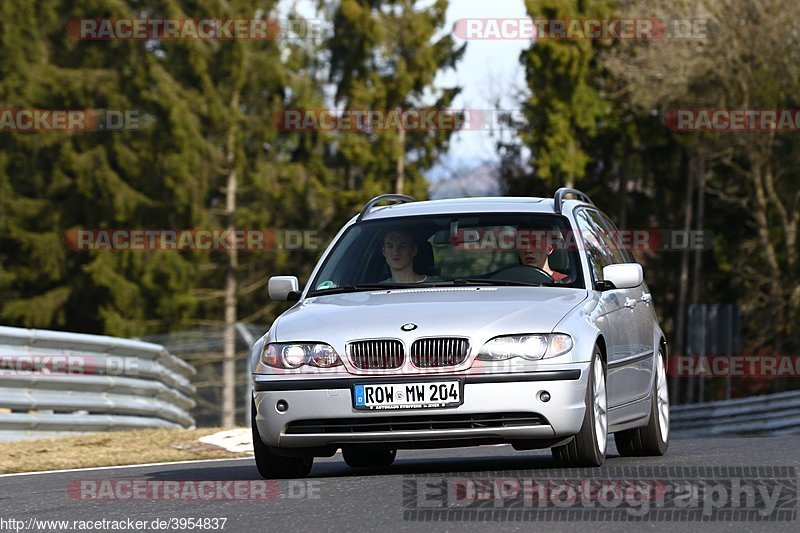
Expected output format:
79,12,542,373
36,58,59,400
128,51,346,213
618,138,630,229
395,125,406,194
750,141,789,389
222,92,240,428
763,160,798,351
690,156,705,307
688,155,705,403
673,152,694,405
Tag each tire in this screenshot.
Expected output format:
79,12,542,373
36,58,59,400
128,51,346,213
614,349,669,456
551,345,607,467
342,445,397,468
251,399,313,479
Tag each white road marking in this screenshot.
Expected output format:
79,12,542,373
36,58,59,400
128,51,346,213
199,428,253,453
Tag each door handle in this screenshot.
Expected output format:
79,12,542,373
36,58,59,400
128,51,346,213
641,293,652,304
624,297,637,309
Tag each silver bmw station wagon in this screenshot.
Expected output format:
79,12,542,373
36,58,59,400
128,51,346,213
250,189,670,478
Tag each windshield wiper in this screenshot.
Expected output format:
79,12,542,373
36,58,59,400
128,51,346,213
308,278,551,296
453,278,543,287
308,283,434,296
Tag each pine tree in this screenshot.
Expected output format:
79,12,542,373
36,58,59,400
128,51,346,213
0,0,215,336
512,0,616,192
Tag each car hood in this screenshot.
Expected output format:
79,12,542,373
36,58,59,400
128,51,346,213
274,286,588,347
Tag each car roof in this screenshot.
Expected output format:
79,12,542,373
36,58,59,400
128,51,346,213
358,196,589,221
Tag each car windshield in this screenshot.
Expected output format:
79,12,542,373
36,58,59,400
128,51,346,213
308,213,584,295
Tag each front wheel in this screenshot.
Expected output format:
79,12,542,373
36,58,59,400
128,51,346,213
552,345,607,467
614,349,669,456
252,399,313,479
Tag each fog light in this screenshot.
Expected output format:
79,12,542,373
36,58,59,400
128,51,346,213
276,400,289,412
539,391,551,402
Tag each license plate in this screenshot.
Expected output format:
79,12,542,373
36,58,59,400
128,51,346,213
353,381,461,410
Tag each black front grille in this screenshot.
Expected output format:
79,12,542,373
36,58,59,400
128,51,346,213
348,339,405,369
285,412,546,434
411,337,470,367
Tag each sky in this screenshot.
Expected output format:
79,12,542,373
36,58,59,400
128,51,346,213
437,0,529,169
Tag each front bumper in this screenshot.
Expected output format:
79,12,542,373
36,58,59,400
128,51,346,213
252,364,589,448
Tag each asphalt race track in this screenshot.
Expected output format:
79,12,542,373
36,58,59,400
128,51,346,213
1,436,798,532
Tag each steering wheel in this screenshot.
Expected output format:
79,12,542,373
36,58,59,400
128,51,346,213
491,264,555,284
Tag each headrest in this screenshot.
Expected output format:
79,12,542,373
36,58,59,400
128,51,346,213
414,240,436,275
548,233,569,273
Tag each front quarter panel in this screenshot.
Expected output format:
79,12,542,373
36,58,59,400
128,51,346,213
552,291,607,365
250,323,279,374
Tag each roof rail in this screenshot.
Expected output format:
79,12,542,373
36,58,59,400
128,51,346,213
554,187,594,214
356,194,416,222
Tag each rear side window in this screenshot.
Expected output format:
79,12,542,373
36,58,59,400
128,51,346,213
586,210,627,264
597,213,637,263
574,209,616,282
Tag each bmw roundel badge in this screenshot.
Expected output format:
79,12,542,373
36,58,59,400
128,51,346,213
401,323,418,332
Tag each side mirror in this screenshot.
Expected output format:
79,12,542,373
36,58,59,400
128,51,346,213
600,263,643,290
268,276,301,301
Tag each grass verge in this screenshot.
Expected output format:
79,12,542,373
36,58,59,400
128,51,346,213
0,428,250,474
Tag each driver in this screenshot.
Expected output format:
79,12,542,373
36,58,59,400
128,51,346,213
381,230,429,283
518,233,570,282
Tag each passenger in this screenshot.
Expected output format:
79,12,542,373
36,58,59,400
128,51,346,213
518,234,570,282
382,230,429,283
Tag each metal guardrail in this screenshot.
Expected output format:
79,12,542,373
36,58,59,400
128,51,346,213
0,326,196,441
143,323,266,427
671,390,800,436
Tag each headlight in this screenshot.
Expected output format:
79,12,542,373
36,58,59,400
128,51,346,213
262,343,343,369
309,343,339,367
282,345,306,368
477,334,573,361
